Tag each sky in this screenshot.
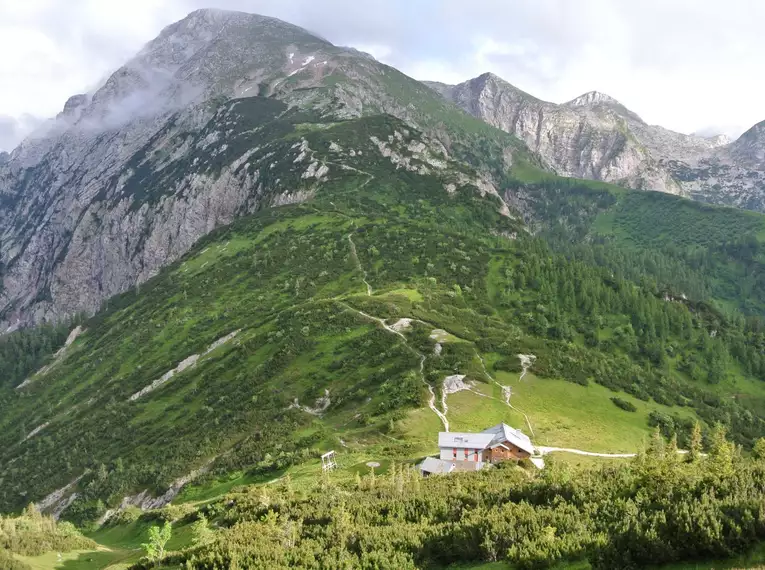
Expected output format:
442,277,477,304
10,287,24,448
1,0,764,151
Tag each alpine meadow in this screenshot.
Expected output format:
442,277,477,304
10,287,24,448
3,7,765,570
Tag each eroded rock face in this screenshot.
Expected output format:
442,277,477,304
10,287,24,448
0,9,336,328
428,73,765,210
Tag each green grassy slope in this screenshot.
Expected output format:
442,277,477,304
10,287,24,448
3,110,765,529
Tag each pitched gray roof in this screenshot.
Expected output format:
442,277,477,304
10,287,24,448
481,423,535,454
438,432,495,450
419,457,453,474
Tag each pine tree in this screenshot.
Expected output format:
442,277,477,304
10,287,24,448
753,438,765,461
687,421,703,463
708,423,734,479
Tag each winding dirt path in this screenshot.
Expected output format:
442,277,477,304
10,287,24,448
422,356,449,431
536,446,636,458
347,232,373,296
476,353,535,437
339,303,448,431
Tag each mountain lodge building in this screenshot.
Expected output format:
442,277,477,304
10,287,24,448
420,423,535,476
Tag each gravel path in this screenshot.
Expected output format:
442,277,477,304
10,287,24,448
536,446,636,458
340,303,449,431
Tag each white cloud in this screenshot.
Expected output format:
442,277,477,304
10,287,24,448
351,43,393,61
0,0,763,149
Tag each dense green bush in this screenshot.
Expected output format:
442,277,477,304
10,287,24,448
610,397,637,412
165,430,765,570
0,505,94,557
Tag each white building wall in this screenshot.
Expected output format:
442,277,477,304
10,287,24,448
440,447,482,462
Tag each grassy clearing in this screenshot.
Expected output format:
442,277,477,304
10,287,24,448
495,371,697,452
15,548,132,570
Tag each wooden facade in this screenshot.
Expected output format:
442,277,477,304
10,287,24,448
484,443,531,463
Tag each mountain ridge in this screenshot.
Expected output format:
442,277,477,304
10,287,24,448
426,72,765,212
5,13,765,566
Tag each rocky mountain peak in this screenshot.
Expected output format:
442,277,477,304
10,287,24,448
56,94,91,122
475,71,502,84
0,151,9,166
566,90,622,108
729,119,765,167
565,90,644,124
706,133,732,147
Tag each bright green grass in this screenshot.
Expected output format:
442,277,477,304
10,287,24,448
14,549,130,570
13,521,195,570
412,363,698,454
398,406,446,453
175,471,277,504
348,458,392,476
429,329,465,343
494,371,697,452
381,288,424,302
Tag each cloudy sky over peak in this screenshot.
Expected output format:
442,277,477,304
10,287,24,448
1,0,764,151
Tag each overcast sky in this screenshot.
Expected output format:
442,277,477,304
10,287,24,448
1,0,764,151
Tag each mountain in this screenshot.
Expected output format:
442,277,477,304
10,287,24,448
0,9,520,331
426,72,765,211
6,12,765,569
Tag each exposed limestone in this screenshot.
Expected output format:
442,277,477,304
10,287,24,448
17,325,85,389
129,330,240,401
35,475,83,518
428,72,765,210
24,422,50,441
99,461,214,524
290,389,331,415
443,374,473,394
518,354,537,381
430,329,450,342
390,318,413,332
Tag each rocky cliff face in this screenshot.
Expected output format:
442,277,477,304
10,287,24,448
0,9,508,329
428,73,765,210
0,10,320,329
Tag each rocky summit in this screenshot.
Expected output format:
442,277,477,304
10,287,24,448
3,9,764,330
427,72,765,211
